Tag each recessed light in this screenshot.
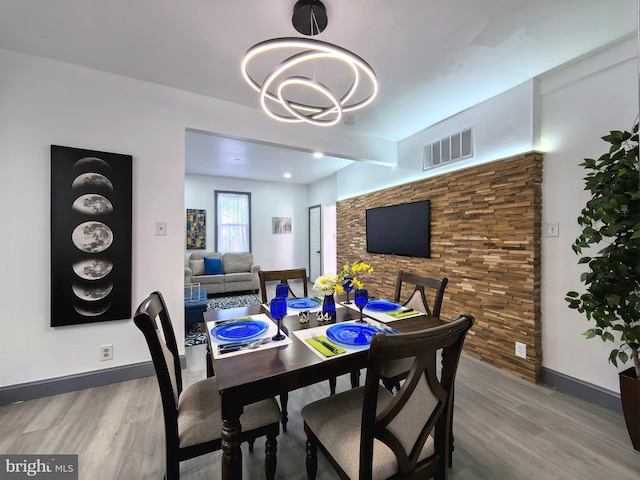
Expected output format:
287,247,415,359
283,172,292,178
313,152,324,159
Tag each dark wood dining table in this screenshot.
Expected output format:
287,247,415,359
203,302,446,480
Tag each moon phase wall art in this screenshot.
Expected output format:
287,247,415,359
51,146,132,327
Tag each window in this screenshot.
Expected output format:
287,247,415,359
215,191,251,253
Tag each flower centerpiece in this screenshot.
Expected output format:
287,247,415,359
313,261,374,320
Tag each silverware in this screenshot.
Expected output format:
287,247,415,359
311,335,339,354
218,337,271,353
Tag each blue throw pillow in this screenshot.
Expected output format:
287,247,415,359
203,257,223,275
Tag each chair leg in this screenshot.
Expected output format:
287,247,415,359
279,393,289,432
264,430,278,480
305,437,318,480
329,376,336,395
248,438,255,452
350,369,360,388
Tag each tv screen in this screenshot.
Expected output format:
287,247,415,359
366,200,430,258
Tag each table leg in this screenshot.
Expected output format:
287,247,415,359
221,402,243,480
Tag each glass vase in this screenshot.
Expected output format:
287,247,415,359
322,293,336,321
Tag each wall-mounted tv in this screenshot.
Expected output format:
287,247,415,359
366,200,430,258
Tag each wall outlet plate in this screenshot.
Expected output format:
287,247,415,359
100,344,113,361
515,341,527,359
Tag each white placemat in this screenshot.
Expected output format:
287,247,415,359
262,298,346,316
341,301,422,323
207,313,292,359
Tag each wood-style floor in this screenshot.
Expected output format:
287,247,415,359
2,292,639,479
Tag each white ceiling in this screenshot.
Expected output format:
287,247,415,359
0,0,635,184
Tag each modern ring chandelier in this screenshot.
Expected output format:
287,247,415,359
241,0,378,127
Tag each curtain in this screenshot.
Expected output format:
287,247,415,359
216,191,250,252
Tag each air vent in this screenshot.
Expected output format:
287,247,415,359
423,127,474,171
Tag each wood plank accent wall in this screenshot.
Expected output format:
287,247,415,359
336,151,543,383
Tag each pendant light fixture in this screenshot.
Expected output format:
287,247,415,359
241,0,378,127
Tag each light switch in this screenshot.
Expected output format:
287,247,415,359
155,222,167,236
545,222,559,237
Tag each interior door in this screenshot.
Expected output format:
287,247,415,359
309,205,322,282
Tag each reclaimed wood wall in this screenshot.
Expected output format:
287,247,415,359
336,151,543,382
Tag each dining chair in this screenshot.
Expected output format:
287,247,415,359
301,314,474,480
258,268,308,303
380,270,449,392
133,291,281,480
258,268,338,415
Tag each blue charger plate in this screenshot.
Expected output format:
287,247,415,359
211,320,268,341
326,324,378,346
365,299,401,311
286,297,320,309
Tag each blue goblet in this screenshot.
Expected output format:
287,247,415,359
270,297,287,341
275,283,289,300
342,277,354,304
354,289,368,323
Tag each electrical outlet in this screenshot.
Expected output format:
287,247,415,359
100,344,113,361
515,342,527,359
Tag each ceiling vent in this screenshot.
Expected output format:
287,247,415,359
423,127,474,171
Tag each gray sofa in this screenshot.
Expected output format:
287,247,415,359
184,252,260,295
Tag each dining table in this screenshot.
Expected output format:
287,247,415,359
203,299,446,480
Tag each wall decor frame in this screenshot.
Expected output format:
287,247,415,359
186,208,206,249
50,145,132,327
272,217,292,234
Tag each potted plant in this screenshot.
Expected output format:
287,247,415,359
565,122,640,451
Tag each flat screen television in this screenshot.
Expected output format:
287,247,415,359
366,200,430,258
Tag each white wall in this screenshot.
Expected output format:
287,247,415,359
539,37,638,393
337,80,538,200
184,174,309,271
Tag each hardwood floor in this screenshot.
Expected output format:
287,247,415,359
2,290,639,479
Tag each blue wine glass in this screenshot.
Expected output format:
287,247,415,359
342,277,354,304
270,297,287,341
354,289,368,323
275,283,289,300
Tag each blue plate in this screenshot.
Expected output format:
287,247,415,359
326,324,378,346
365,299,401,311
286,297,320,309
211,320,268,341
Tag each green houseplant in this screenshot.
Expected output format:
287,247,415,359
565,121,640,450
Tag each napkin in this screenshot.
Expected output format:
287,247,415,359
386,309,419,319
305,336,346,357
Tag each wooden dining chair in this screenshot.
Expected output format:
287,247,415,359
394,270,448,317
301,314,474,480
258,268,308,303
133,291,281,480
257,268,310,430
380,271,449,392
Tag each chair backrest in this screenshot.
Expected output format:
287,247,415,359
133,291,182,446
258,268,308,303
394,270,448,318
360,314,474,479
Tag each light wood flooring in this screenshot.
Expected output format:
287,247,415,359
2,289,639,479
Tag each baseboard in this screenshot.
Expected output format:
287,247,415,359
0,355,187,406
541,367,622,414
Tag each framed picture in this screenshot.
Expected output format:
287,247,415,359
186,209,206,249
50,145,132,327
272,217,292,234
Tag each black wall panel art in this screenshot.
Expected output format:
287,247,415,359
51,146,132,327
